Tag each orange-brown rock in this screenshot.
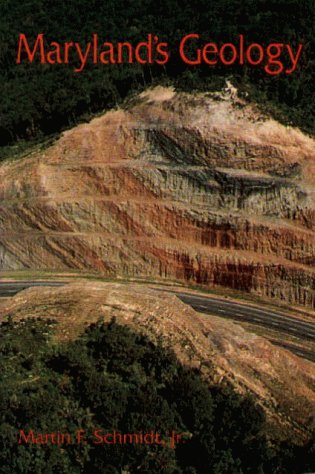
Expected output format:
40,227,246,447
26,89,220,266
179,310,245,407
0,281,314,442
1,87,315,308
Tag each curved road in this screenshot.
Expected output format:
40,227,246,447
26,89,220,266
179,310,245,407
175,292,315,362
0,281,64,296
0,281,314,362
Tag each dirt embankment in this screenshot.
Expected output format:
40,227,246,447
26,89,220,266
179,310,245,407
1,281,314,443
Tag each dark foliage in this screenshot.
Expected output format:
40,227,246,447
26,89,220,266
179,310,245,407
0,0,314,153
0,317,314,473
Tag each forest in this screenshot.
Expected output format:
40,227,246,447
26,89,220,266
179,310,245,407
0,0,314,150
0,317,314,473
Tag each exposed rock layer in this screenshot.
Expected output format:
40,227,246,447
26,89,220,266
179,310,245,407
1,87,315,308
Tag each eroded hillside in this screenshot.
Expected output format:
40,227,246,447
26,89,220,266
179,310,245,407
1,87,315,308
0,281,314,442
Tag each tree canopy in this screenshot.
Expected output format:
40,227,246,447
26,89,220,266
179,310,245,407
0,317,314,473
0,0,314,150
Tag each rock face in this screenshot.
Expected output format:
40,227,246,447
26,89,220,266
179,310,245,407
1,87,315,308
0,281,314,442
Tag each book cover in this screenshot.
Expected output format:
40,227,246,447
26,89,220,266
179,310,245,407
0,1,314,472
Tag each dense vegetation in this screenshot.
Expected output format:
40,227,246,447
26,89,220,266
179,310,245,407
0,317,314,473
0,0,314,153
